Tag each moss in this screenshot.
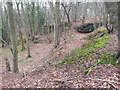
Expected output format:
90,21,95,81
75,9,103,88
2,48,11,57
18,58,26,63
57,34,111,65
57,32,119,75
21,60,32,65
98,29,107,33
26,55,32,59
98,52,119,66
2,44,27,58
83,52,119,75
84,29,107,40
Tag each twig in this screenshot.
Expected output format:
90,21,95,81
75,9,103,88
108,82,116,88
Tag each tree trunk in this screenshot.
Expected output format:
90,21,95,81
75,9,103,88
7,2,19,73
31,2,35,41
21,2,31,58
61,3,72,30
37,2,41,34
1,6,10,46
74,4,77,22
116,2,120,63
82,2,88,24
27,3,35,41
16,2,25,51
54,1,60,48
93,2,97,30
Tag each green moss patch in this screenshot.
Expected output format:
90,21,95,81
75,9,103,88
97,52,119,66
84,29,107,40
58,34,111,65
2,48,11,57
59,33,120,66
98,29,107,33
57,32,119,74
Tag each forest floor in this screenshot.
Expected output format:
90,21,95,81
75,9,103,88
1,28,120,88
1,29,89,73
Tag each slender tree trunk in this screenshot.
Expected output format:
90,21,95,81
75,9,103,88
116,2,120,63
4,7,10,44
61,3,72,30
93,2,97,30
54,1,60,48
27,11,33,38
27,3,34,41
16,2,25,51
82,2,88,24
7,2,19,73
1,12,6,47
1,6,10,46
37,2,41,34
1,19,6,47
31,2,35,41
21,2,31,58
74,4,77,22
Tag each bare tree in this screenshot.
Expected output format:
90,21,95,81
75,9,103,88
16,2,25,51
81,2,88,24
7,2,19,73
54,0,61,48
61,2,72,29
21,2,31,58
31,2,35,41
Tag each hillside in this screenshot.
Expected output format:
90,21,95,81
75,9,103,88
1,28,120,88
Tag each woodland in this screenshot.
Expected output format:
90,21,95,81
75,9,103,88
0,0,120,89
